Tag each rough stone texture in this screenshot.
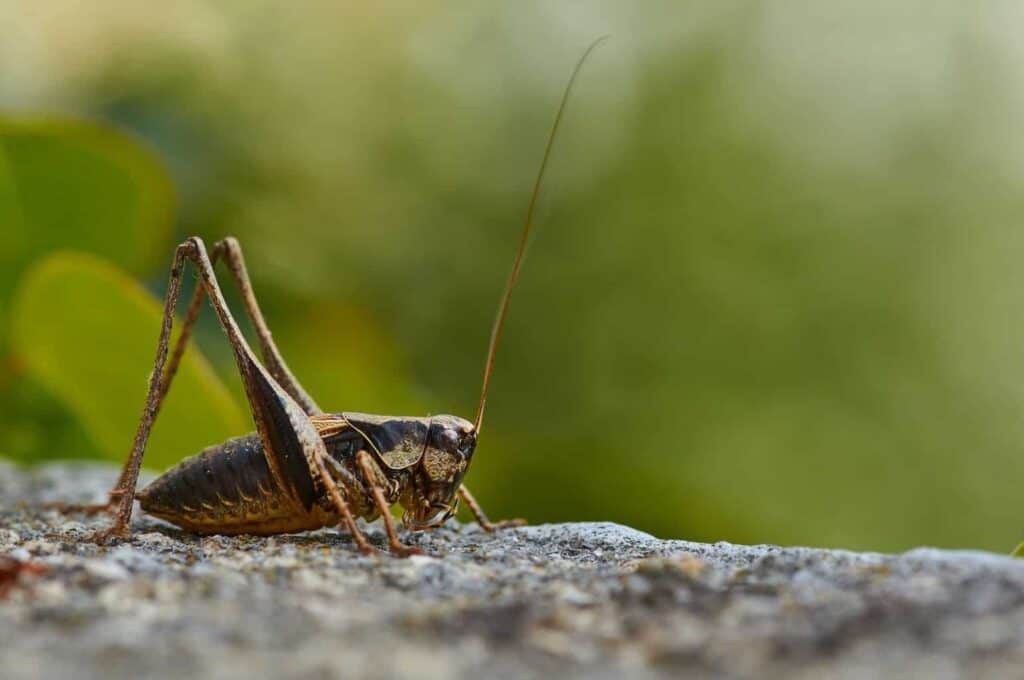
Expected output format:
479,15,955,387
2,462,1023,679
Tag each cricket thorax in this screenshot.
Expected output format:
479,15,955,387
319,412,478,530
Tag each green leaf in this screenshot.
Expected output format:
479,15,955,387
0,369,105,464
10,252,247,470
1012,543,1024,558
0,118,174,351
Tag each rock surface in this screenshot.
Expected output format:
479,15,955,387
1,461,1023,679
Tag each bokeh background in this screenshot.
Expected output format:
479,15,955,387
3,2,1024,553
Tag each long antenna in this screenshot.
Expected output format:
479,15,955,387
474,35,609,433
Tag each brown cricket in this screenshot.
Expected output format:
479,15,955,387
49,38,607,556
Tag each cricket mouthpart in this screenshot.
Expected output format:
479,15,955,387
401,499,458,531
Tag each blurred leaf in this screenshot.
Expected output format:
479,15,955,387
10,252,246,470
0,366,105,465
0,119,174,351
1012,543,1024,558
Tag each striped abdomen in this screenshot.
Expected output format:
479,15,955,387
137,433,339,535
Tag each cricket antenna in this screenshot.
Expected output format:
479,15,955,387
474,35,609,434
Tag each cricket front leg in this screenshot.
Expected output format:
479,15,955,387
458,485,526,533
356,451,423,557
314,456,378,557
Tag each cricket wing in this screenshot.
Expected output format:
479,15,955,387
310,412,429,471
309,413,351,439
339,413,428,470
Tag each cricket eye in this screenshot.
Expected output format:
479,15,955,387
457,433,476,459
437,427,459,451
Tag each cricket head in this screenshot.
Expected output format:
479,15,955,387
338,412,475,529
400,415,476,530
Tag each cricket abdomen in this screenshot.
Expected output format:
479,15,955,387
137,433,339,535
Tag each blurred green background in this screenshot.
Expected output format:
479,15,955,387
3,2,1024,552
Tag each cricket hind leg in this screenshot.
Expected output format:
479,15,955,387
59,237,371,551
48,241,192,537
48,253,209,516
53,236,322,516
134,235,323,513
457,485,526,533
156,237,321,417
47,241,212,517
145,238,380,553
47,235,217,518
151,239,383,554
211,237,321,415
43,494,124,516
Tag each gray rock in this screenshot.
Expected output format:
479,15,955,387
1,461,1023,679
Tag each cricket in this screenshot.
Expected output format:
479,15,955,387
48,38,607,556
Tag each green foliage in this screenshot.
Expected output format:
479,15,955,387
11,252,246,469
0,119,174,350
0,118,177,464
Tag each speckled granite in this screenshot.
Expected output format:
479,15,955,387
1,461,1022,679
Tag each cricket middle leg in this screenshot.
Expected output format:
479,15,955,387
457,485,526,533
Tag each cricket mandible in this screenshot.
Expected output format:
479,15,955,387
49,38,607,556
